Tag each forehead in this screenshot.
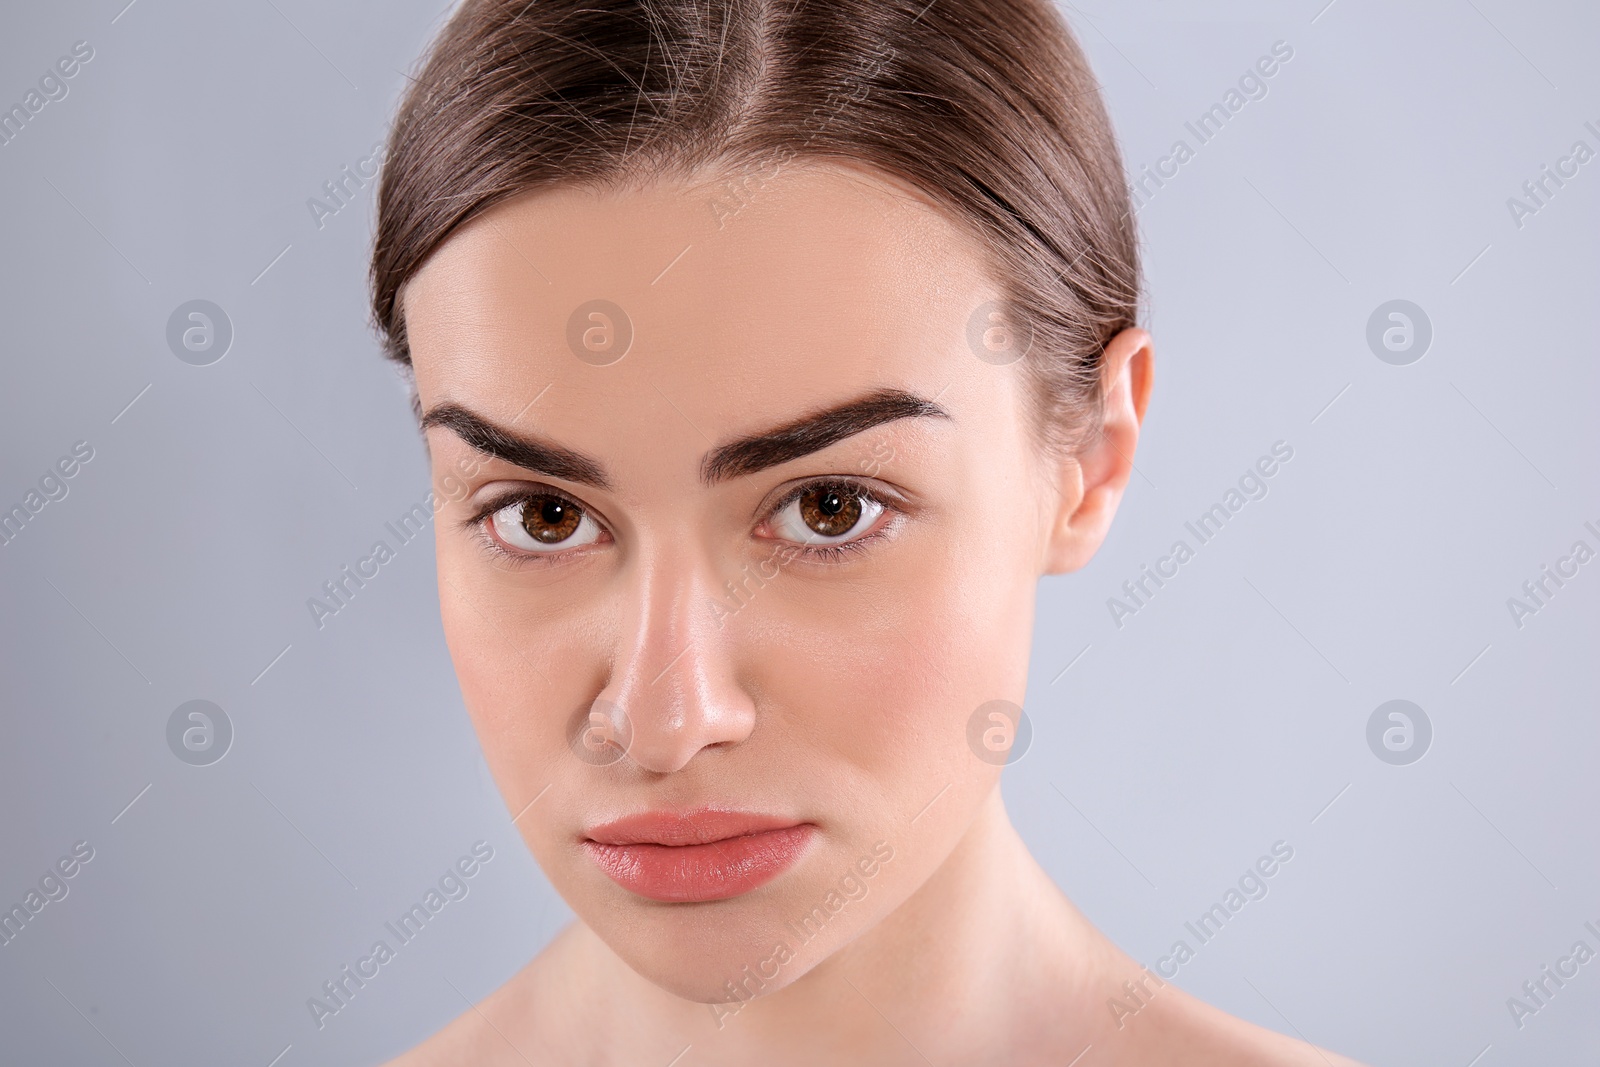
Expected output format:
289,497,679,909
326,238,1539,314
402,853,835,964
401,163,1003,456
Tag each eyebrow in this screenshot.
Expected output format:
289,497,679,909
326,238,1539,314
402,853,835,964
699,388,949,484
421,404,613,490
420,387,950,490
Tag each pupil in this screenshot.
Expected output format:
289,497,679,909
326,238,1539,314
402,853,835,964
522,495,582,543
799,486,861,538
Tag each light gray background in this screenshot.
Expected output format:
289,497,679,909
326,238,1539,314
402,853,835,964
1,1,1595,1064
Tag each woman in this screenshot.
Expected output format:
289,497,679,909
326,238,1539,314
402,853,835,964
372,0,1363,1062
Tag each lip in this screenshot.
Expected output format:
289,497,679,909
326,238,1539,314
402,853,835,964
582,810,816,903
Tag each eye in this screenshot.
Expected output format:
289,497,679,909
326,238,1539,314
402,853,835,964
486,493,604,554
769,483,886,546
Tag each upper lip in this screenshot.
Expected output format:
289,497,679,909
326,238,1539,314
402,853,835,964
583,809,806,847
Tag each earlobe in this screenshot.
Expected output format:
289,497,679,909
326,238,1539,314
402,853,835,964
1040,327,1154,575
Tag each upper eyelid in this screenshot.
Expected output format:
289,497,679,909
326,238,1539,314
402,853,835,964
460,483,592,530
766,476,900,513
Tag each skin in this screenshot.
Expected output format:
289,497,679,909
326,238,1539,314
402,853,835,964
383,161,1363,1066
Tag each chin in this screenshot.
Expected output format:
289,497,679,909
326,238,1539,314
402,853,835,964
548,836,893,1005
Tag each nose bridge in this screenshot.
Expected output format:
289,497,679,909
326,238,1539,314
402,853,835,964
602,535,754,773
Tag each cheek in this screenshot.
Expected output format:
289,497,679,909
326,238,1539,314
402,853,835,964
436,555,571,790
741,535,1036,803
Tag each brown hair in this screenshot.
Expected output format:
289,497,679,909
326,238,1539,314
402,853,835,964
372,0,1139,456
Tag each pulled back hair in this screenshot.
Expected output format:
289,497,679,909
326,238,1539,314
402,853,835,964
371,0,1139,457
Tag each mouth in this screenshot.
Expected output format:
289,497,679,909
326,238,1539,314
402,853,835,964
581,810,816,903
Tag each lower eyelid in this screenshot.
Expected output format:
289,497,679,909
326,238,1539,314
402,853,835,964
782,513,900,559
476,526,608,567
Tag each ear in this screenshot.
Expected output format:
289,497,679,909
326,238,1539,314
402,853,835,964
1041,327,1154,575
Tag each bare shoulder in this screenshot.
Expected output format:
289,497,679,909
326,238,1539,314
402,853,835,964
379,924,589,1067
1111,979,1368,1067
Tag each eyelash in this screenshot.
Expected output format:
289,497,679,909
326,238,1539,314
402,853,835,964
760,478,899,563
460,487,594,568
461,478,900,567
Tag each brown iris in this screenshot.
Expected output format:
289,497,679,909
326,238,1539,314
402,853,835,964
520,495,582,544
798,485,862,539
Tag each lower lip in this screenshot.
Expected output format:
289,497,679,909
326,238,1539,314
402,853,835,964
584,825,816,903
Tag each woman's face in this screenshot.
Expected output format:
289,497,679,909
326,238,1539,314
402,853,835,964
404,162,1076,1002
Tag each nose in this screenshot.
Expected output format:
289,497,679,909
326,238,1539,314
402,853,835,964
595,548,757,774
